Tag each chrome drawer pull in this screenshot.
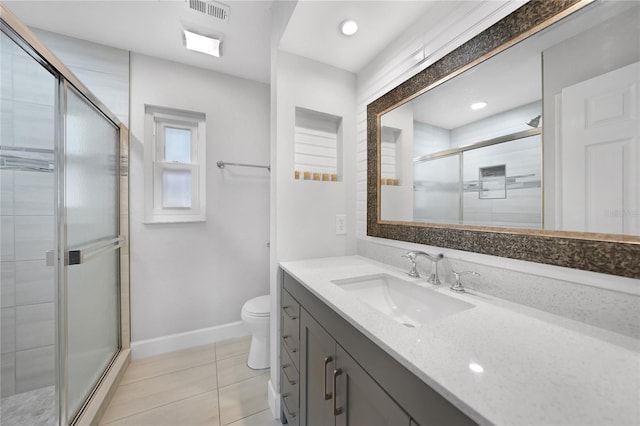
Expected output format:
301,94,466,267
283,335,297,353
281,363,297,385
333,368,343,416
282,393,297,418
282,305,298,320
323,356,333,400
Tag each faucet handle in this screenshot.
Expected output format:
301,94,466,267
402,252,420,278
450,270,480,292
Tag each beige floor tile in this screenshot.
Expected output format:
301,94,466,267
100,362,217,424
103,390,220,426
218,373,270,426
215,336,250,360
217,353,269,388
121,344,216,385
225,409,281,426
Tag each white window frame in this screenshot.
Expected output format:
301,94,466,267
144,105,206,223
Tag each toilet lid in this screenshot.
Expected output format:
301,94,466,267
243,295,270,316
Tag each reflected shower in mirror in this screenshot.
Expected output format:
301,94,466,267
379,0,639,237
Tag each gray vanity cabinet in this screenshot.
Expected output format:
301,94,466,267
281,288,300,426
282,270,476,426
299,308,410,426
299,308,339,426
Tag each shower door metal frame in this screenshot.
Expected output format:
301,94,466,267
58,79,122,425
1,4,130,425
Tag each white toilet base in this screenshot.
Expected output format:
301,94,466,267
247,333,270,370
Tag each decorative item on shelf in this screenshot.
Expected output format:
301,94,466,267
294,170,300,180
303,171,311,180
313,172,320,181
380,178,399,186
322,173,329,181
331,174,338,182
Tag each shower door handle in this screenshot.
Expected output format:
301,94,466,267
46,235,126,266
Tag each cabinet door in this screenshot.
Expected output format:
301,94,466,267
335,345,410,426
300,308,336,426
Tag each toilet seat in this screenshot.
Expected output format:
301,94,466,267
242,295,270,317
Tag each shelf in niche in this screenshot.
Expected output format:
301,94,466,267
294,107,342,182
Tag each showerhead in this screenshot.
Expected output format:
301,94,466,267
526,115,542,128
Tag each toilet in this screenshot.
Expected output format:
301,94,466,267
241,295,271,369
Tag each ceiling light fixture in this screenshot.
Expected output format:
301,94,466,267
340,19,358,36
471,101,488,110
469,362,484,373
183,30,221,57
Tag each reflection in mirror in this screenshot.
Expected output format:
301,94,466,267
379,0,639,237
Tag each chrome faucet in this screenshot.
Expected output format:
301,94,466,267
450,270,480,292
402,251,444,284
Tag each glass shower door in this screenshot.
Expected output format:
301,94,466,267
61,83,121,422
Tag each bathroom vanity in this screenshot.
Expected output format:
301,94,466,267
279,256,639,426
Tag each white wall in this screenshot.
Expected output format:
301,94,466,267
269,50,357,415
275,52,357,262
129,53,270,354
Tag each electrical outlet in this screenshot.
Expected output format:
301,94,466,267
335,214,347,235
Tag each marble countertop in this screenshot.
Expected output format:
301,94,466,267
280,256,640,426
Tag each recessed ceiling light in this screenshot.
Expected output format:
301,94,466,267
183,30,221,57
340,19,358,36
471,101,488,110
469,362,484,373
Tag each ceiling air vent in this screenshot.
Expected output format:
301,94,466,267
188,0,229,22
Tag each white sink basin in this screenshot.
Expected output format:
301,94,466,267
332,273,474,327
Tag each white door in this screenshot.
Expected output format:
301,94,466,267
561,61,639,235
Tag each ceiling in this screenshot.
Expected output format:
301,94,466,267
4,0,274,83
279,0,437,73
4,0,441,83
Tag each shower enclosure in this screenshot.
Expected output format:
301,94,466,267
1,6,129,426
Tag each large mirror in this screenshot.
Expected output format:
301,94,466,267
368,0,640,278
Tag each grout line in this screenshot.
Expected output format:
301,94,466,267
218,370,270,392
101,388,219,426
117,360,217,389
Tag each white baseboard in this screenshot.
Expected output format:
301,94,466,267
131,321,249,360
268,379,280,420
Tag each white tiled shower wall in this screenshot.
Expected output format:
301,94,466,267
355,1,640,340
0,29,129,397
1,33,56,397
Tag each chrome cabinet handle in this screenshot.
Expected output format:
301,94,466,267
282,335,297,353
282,393,297,418
332,368,343,416
282,305,298,320
281,363,296,385
323,356,333,400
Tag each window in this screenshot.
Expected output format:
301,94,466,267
144,106,206,223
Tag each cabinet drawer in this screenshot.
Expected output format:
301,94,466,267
282,289,300,333
281,342,300,391
282,379,299,426
282,289,300,370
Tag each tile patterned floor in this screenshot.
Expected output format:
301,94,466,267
100,336,281,426
0,385,56,426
